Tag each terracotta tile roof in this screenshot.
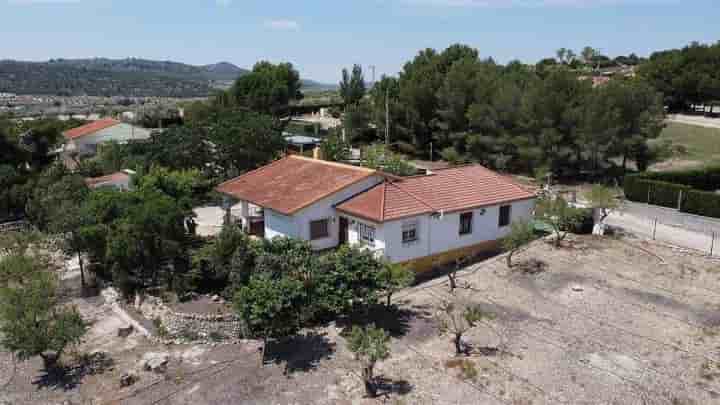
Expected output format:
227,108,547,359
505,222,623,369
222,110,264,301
84,171,131,188
216,155,377,215
63,118,120,140
337,165,536,223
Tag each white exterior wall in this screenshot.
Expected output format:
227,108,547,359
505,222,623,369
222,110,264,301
68,123,152,156
359,198,536,264
265,209,300,240
263,175,384,250
344,215,387,258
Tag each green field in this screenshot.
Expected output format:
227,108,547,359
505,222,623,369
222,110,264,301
654,122,720,165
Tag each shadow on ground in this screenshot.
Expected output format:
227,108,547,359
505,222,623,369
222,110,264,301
337,303,435,341
374,376,413,397
32,351,115,391
264,332,336,375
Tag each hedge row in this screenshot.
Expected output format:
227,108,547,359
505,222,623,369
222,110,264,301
682,189,720,218
638,165,720,192
624,170,720,218
623,175,690,209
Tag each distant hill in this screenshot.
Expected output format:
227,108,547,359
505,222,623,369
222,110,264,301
0,58,242,97
0,57,335,97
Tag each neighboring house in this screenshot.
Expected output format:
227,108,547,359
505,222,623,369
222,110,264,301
62,118,152,157
84,170,135,191
217,155,536,272
284,132,322,154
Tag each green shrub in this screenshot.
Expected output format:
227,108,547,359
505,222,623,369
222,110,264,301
624,166,720,218
624,177,689,209
682,190,720,218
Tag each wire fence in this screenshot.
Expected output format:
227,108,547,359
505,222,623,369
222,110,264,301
610,202,720,257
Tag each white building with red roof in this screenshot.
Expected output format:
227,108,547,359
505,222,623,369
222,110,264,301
217,155,536,272
62,118,152,157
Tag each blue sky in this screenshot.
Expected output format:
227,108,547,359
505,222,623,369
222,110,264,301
2,0,718,83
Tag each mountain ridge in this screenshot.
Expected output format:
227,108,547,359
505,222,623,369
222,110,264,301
0,58,336,97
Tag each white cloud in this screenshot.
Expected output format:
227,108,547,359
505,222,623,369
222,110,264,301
264,19,300,31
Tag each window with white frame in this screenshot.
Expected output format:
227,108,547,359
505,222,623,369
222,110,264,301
402,221,418,244
357,222,376,247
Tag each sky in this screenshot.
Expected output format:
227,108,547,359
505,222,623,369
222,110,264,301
1,0,719,83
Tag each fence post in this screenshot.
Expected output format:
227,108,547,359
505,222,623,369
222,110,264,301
652,218,658,240
712,232,716,257
677,190,683,211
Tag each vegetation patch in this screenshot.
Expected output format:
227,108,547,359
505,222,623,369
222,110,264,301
624,165,720,218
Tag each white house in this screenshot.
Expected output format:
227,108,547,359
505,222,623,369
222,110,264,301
62,118,152,157
217,155,536,272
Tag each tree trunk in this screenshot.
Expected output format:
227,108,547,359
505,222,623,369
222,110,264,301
506,250,514,268
454,333,464,356
386,292,392,308
363,364,377,398
77,249,86,289
260,336,268,367
448,271,457,293
40,351,60,371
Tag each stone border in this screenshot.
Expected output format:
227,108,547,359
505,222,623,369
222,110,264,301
138,295,245,345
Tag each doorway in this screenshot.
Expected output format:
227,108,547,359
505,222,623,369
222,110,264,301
339,216,349,245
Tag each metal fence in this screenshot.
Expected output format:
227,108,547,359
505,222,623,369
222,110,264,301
609,202,720,257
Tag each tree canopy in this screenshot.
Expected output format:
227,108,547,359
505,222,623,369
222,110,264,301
230,61,302,115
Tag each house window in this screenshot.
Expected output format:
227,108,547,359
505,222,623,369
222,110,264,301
402,221,418,244
459,212,473,235
499,205,512,227
310,219,330,240
357,222,376,247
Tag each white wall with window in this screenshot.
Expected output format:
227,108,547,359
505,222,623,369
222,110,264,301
370,198,535,264
342,215,387,257
264,175,383,251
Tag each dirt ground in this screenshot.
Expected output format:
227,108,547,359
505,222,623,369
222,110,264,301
4,234,720,404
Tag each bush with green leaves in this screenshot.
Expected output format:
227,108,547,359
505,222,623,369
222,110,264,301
0,254,88,369
379,262,414,308
535,196,586,247
190,224,256,294
501,220,535,268
347,324,391,398
585,184,620,225
436,299,491,356
233,272,307,363
313,245,384,317
624,166,720,218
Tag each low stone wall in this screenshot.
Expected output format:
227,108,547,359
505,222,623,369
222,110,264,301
162,310,245,343
139,296,245,345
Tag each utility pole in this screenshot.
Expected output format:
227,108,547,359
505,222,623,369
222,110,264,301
385,85,390,147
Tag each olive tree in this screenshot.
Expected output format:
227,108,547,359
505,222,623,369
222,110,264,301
535,196,586,247
0,254,88,370
233,272,306,365
436,299,491,356
379,262,414,308
501,220,536,268
586,184,620,228
347,324,390,398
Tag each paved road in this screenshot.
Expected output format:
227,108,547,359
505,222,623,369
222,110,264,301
605,202,719,257
667,114,720,129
